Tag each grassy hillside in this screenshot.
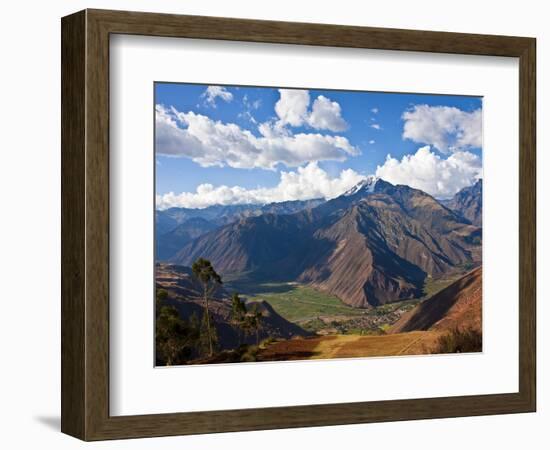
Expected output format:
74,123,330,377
258,331,442,361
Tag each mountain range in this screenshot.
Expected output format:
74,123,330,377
163,178,482,308
156,198,324,259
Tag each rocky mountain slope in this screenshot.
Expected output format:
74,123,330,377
171,179,482,308
444,179,482,226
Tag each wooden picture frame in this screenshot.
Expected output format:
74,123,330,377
61,9,536,441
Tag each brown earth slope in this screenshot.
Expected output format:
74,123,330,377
390,266,482,334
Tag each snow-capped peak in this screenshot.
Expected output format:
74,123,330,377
344,176,378,196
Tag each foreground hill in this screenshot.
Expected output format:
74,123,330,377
390,266,482,334
156,264,310,349
171,178,481,308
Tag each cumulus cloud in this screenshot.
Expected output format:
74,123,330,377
371,108,379,114
375,146,482,198
371,123,381,130
275,89,310,127
202,86,233,106
369,140,375,144
308,95,348,131
156,104,358,170
274,89,348,132
402,105,482,153
156,162,366,209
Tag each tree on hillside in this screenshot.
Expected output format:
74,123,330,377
156,305,200,366
192,258,222,356
156,305,181,365
230,293,247,345
155,288,168,318
245,304,264,346
198,311,219,356
155,288,203,365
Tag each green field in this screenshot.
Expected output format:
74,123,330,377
231,281,364,323
228,272,466,329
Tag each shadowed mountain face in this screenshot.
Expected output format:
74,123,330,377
170,179,482,308
156,217,217,260
444,179,482,226
155,210,178,235
390,266,482,334
155,199,324,260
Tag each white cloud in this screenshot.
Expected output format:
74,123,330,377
369,140,376,144
371,123,381,130
156,105,359,170
308,95,348,132
274,89,348,131
202,86,233,107
402,104,482,153
375,146,482,198
274,89,310,127
371,108,379,114
156,162,366,209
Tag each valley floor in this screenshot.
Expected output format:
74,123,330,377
230,275,462,337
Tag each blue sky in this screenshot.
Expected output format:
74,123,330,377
155,83,482,209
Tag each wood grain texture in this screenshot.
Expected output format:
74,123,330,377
518,39,536,409
61,10,86,439
61,9,537,441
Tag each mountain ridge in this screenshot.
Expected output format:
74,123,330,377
443,179,482,226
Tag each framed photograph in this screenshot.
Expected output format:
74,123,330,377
61,9,536,440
